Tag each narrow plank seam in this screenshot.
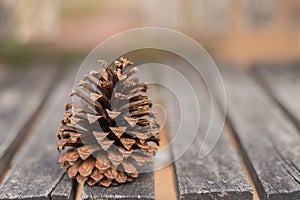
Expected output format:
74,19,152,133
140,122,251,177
49,173,69,200
74,182,83,200
269,140,300,185
251,68,300,133
154,105,178,200
0,67,61,184
225,119,264,200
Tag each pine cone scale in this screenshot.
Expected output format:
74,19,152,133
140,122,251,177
78,157,95,177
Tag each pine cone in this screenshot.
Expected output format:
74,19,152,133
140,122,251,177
56,57,160,187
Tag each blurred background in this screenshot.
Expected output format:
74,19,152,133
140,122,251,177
1,0,300,68
0,1,299,199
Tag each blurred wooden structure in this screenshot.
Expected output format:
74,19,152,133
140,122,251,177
0,0,13,40
143,0,300,66
194,0,300,65
1,1,300,66
0,0,59,44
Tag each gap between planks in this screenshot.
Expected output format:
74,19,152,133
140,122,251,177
75,182,83,200
154,122,177,200
0,118,38,184
0,68,60,184
224,122,260,200
252,68,300,133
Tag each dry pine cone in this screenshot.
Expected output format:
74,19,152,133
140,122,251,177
56,57,160,187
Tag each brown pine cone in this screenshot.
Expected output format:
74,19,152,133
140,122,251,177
56,57,160,187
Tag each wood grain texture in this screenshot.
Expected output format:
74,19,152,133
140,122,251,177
173,134,254,200
82,173,155,200
51,174,74,200
223,67,300,200
0,70,74,200
158,61,253,200
253,63,300,130
0,67,57,178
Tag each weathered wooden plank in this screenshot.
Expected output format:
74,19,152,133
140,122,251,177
0,69,74,200
253,63,300,129
173,133,253,200
82,173,155,200
159,62,253,200
0,66,57,178
51,174,74,200
223,67,300,200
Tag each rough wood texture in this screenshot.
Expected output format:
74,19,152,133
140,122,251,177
159,61,253,200
253,63,300,130
223,67,300,200
0,67,57,178
0,71,74,200
173,133,253,200
82,173,155,200
51,174,74,200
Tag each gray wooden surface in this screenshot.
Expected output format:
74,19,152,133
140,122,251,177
223,67,300,200
51,174,75,200
0,70,73,200
82,173,155,200
0,67,57,178
253,64,300,130
158,62,253,200
1,62,299,199
173,124,253,200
